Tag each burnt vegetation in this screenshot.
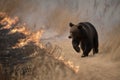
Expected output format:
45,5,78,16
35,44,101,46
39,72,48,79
0,12,75,80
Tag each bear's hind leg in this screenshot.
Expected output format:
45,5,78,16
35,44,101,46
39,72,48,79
93,36,99,54
81,44,92,57
93,48,98,55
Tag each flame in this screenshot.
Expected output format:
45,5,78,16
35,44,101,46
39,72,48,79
10,26,30,35
12,29,44,48
0,13,79,73
57,56,79,73
0,14,44,49
0,16,19,29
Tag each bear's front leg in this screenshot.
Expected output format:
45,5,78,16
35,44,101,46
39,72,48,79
81,43,92,57
72,40,80,53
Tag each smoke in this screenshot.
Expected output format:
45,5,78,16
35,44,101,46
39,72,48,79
0,0,119,32
0,0,120,60
0,0,119,39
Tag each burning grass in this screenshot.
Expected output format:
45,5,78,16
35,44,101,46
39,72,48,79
0,12,79,80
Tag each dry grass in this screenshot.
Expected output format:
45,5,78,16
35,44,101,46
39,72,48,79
0,12,76,80
0,0,120,79
101,25,120,62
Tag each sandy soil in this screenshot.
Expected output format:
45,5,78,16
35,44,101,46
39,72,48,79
51,39,120,80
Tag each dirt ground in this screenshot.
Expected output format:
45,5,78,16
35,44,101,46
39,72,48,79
50,39,120,80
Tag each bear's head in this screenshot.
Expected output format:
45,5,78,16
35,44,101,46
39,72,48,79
68,22,83,39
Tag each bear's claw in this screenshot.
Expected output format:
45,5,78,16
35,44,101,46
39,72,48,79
81,55,88,58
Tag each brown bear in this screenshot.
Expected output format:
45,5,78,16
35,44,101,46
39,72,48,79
68,22,99,57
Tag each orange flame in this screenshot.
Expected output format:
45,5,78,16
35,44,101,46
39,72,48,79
1,15,44,49
12,29,44,48
58,56,79,73
0,13,79,73
0,16,19,29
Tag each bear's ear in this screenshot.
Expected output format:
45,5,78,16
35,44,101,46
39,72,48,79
77,25,83,30
69,22,74,27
